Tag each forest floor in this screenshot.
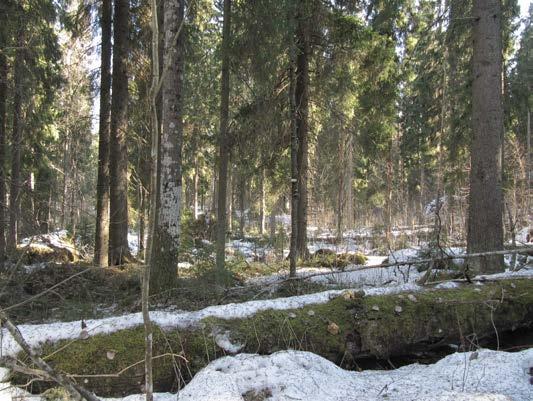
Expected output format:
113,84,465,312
1,232,533,400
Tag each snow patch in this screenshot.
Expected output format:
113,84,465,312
175,349,532,401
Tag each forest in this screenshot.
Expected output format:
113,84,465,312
0,0,532,400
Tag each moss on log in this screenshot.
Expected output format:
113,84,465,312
13,279,533,396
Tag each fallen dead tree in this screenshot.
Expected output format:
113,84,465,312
8,278,533,396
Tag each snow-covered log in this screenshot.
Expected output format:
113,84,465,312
9,278,533,396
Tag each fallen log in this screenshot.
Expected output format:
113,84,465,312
11,278,533,397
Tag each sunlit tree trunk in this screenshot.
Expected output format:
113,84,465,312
8,28,24,251
259,168,266,235
295,0,309,260
94,0,112,267
215,0,232,278
193,155,199,219
0,40,7,264
151,0,185,292
289,39,298,277
109,0,131,265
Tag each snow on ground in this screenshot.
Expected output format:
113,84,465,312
515,227,532,245
2,349,531,401
0,283,419,359
247,263,420,288
307,239,361,255
176,349,532,401
20,230,71,249
20,230,78,257
245,253,421,288
226,239,268,261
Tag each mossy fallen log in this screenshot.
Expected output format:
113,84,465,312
12,279,533,397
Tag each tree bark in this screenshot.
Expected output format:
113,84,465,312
150,0,185,293
215,0,232,278
94,0,112,267
193,156,199,220
289,37,298,277
345,133,354,229
109,0,131,266
259,168,266,235
239,174,245,239
138,186,145,258
0,39,7,264
295,0,309,260
8,28,24,251
467,0,504,273
227,159,233,232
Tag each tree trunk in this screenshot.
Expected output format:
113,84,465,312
526,106,533,221
8,29,24,251
337,132,345,242
150,0,185,293
238,174,246,239
345,133,354,229
193,156,199,220
385,148,393,242
295,1,309,260
138,186,145,259
259,168,266,235
467,0,504,273
269,198,277,245
227,159,233,232
0,40,7,264
215,0,232,278
289,38,298,277
94,0,112,267
109,0,131,266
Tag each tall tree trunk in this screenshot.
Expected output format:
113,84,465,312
60,139,68,229
109,0,131,266
467,0,504,273
94,0,112,267
193,156,199,219
8,29,24,251
289,39,298,277
138,185,145,259
295,0,309,260
215,0,232,278
385,146,393,242
526,106,533,219
259,168,266,235
345,132,354,229
150,0,185,293
269,198,277,245
239,174,245,239
337,130,346,242
0,41,7,264
227,159,233,232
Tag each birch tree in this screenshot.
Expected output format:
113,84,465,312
150,0,185,292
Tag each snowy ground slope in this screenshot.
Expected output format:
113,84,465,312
1,253,532,361
0,283,420,359
176,349,532,401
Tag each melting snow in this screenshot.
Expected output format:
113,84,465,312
0,284,419,359
175,349,532,401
